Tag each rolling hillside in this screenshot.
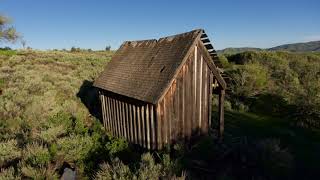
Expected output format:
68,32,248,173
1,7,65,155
218,40,320,54
268,40,320,52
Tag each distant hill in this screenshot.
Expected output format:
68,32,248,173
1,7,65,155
218,40,320,54
217,47,262,54
268,40,320,52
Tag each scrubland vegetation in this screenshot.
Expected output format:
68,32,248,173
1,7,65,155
0,48,319,179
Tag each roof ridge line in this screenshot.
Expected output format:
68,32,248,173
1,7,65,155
122,29,204,45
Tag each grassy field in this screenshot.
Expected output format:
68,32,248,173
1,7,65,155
0,49,319,179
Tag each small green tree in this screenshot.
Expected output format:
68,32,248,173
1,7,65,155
0,15,19,43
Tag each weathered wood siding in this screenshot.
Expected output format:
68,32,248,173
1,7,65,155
156,42,213,149
99,40,215,150
99,91,157,149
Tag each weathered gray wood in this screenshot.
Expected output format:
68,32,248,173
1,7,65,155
121,101,127,139
172,81,178,142
199,56,203,133
150,105,155,149
137,106,141,145
141,105,145,148
209,73,213,128
146,104,150,149
115,100,119,137
117,99,122,137
127,103,132,142
99,93,105,130
182,65,186,140
195,50,201,134
193,46,197,134
110,98,115,136
218,89,225,139
106,96,112,134
104,95,109,132
96,32,225,150
201,61,208,134
133,105,137,144
185,60,192,139
158,102,164,149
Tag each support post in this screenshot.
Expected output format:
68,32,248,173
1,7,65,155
218,89,225,140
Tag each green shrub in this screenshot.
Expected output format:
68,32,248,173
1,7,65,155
137,153,162,180
20,163,58,180
0,139,21,167
0,50,17,56
37,125,66,143
48,112,73,133
106,137,129,157
23,143,51,166
228,63,268,97
56,135,94,163
95,158,133,180
218,55,231,68
0,167,19,180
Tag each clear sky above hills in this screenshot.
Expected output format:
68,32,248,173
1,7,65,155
1,0,319,50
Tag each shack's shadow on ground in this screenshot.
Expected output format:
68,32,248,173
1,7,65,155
77,80,102,122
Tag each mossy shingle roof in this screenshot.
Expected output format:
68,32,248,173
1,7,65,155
94,29,221,104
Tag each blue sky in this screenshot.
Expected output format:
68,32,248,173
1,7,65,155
1,0,319,50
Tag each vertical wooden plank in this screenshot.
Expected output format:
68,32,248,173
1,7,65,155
219,90,225,139
198,56,203,133
196,51,201,135
105,96,110,131
108,97,114,135
102,94,107,130
189,53,194,135
178,70,184,140
133,105,137,144
161,100,166,147
193,46,197,135
113,99,119,137
188,59,193,138
106,96,111,134
142,106,146,148
116,99,121,138
170,86,174,143
158,101,164,149
117,100,124,138
136,106,140,145
127,103,132,143
99,93,106,129
155,104,160,149
146,104,150,149
209,73,213,129
124,102,128,141
150,105,156,149
104,96,109,131
164,87,172,144
202,61,208,134
117,99,122,138
125,102,129,140
163,98,168,145
182,65,186,139
122,101,127,139
172,81,178,143
183,60,190,140
110,98,116,136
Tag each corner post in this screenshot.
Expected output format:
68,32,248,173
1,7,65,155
218,89,225,140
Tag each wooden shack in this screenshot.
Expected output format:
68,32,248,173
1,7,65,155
93,29,226,149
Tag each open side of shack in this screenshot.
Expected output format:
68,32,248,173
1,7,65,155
93,29,226,149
